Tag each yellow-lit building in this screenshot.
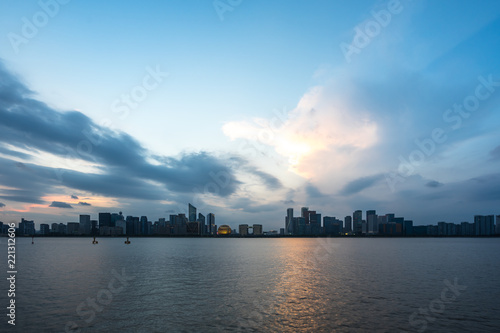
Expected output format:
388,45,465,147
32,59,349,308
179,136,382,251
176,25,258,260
217,225,232,235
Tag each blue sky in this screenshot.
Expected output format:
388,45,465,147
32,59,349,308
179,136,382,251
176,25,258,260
0,0,499,229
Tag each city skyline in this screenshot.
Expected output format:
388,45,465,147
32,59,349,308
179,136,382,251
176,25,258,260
5,202,500,237
0,1,500,231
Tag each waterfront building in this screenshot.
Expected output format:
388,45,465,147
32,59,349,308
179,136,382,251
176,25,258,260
239,224,248,236
253,224,263,236
79,215,91,235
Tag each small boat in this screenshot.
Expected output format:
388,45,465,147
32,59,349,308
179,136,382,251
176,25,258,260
92,236,98,244
124,237,131,244
32,236,34,244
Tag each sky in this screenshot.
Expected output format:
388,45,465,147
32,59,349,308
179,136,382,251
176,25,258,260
0,0,499,230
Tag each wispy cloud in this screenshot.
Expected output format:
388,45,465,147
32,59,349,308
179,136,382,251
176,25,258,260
49,201,73,209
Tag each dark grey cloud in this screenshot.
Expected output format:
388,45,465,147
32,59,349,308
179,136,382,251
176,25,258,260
281,199,295,205
71,195,79,199
306,183,327,198
425,180,443,188
0,202,5,208
340,174,385,196
49,201,73,209
0,61,252,206
78,202,91,206
0,187,45,204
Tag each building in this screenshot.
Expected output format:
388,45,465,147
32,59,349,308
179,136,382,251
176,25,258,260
253,224,263,236
207,213,215,235
79,215,91,235
353,210,362,235
19,218,35,235
99,213,112,229
198,213,206,235
40,223,50,235
474,215,495,236
239,224,249,236
286,208,293,235
67,222,80,235
218,225,231,235
188,203,197,222
116,220,127,235
366,210,377,234
344,216,352,233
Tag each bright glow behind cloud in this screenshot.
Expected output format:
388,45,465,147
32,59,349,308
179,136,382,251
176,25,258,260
223,84,378,179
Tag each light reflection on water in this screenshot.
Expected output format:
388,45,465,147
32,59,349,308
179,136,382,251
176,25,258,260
4,237,500,332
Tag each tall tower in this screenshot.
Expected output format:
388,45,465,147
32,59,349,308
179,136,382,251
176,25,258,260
353,210,362,235
286,208,293,235
188,203,197,222
207,213,215,235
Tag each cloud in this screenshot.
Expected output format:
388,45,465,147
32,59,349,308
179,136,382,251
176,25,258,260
223,85,378,178
78,202,91,206
490,145,500,160
306,183,328,198
0,202,5,208
0,62,251,208
340,174,385,196
49,201,73,209
425,180,443,188
281,199,295,205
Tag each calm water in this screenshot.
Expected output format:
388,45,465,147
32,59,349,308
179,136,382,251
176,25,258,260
2,237,500,332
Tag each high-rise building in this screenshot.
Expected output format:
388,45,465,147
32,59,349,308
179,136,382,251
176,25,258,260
19,218,35,235
474,215,494,236
188,203,197,222
99,213,111,229
208,213,215,235
353,210,362,235
286,208,293,235
253,224,263,236
40,224,50,235
301,207,310,224
198,213,206,235
79,215,91,235
91,220,98,235
366,210,377,234
344,216,352,233
140,216,148,235
239,224,249,236
67,222,80,235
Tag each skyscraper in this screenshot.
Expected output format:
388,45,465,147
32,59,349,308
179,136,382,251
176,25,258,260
198,213,206,235
366,210,377,234
189,203,197,222
207,213,215,235
353,210,362,235
99,213,111,229
286,208,293,235
79,215,91,235
301,207,310,224
344,216,352,233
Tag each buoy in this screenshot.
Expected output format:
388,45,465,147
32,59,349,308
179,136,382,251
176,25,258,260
92,236,98,244
124,236,130,244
